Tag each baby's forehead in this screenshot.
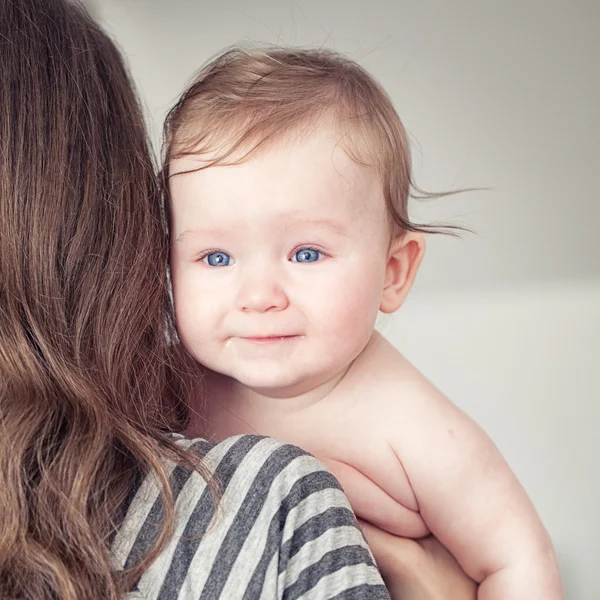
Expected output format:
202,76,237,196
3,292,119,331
168,120,391,238
171,114,380,175
171,142,382,214
171,123,379,190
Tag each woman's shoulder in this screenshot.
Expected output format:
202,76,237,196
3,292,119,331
112,434,389,599
163,433,354,532
170,431,321,468
171,432,339,489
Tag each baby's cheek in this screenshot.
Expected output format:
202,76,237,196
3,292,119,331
172,283,213,346
338,301,377,339
315,290,378,358
331,272,381,326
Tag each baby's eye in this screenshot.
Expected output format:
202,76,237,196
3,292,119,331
203,251,233,267
291,248,324,263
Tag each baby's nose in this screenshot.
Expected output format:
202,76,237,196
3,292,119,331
236,270,289,313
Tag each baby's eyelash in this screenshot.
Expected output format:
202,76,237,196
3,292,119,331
289,246,330,264
196,248,225,261
194,247,330,262
291,245,327,255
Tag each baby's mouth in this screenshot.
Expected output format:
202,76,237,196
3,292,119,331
238,335,300,344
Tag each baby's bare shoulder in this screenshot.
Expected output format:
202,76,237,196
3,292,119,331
334,332,450,421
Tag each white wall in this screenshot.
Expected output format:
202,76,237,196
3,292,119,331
93,1,599,597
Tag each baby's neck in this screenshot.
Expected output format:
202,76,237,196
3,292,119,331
217,366,348,414
186,366,349,440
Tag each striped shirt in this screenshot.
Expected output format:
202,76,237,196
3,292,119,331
112,434,390,599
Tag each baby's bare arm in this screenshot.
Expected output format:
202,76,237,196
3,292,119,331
354,333,563,600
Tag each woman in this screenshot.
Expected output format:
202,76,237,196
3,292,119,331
0,0,475,598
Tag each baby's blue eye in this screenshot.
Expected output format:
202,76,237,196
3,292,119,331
204,251,232,267
292,248,322,263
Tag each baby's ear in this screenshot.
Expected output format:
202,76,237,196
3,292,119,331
380,232,426,314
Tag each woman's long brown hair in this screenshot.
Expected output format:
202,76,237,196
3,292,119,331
0,1,206,598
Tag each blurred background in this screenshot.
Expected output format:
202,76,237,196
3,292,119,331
90,1,599,597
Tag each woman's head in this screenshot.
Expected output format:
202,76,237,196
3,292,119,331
0,0,167,396
0,1,195,597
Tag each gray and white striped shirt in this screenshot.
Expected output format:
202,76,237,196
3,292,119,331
112,434,390,599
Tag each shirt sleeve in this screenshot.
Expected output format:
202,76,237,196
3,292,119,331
273,454,391,599
115,434,392,599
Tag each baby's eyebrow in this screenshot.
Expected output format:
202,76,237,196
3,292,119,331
176,227,229,242
176,218,349,242
279,217,349,236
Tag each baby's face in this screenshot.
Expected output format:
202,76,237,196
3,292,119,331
169,125,391,397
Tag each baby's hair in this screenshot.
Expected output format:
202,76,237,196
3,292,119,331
163,46,462,236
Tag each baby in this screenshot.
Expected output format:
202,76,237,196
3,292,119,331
165,47,563,599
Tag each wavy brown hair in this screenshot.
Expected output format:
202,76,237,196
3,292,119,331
0,1,207,598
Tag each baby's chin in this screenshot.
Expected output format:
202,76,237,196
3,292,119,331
228,365,341,400
234,375,322,399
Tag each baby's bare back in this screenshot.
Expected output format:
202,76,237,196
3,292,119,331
201,333,430,537
196,333,564,598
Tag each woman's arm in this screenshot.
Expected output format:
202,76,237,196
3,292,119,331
276,448,478,599
359,520,477,600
